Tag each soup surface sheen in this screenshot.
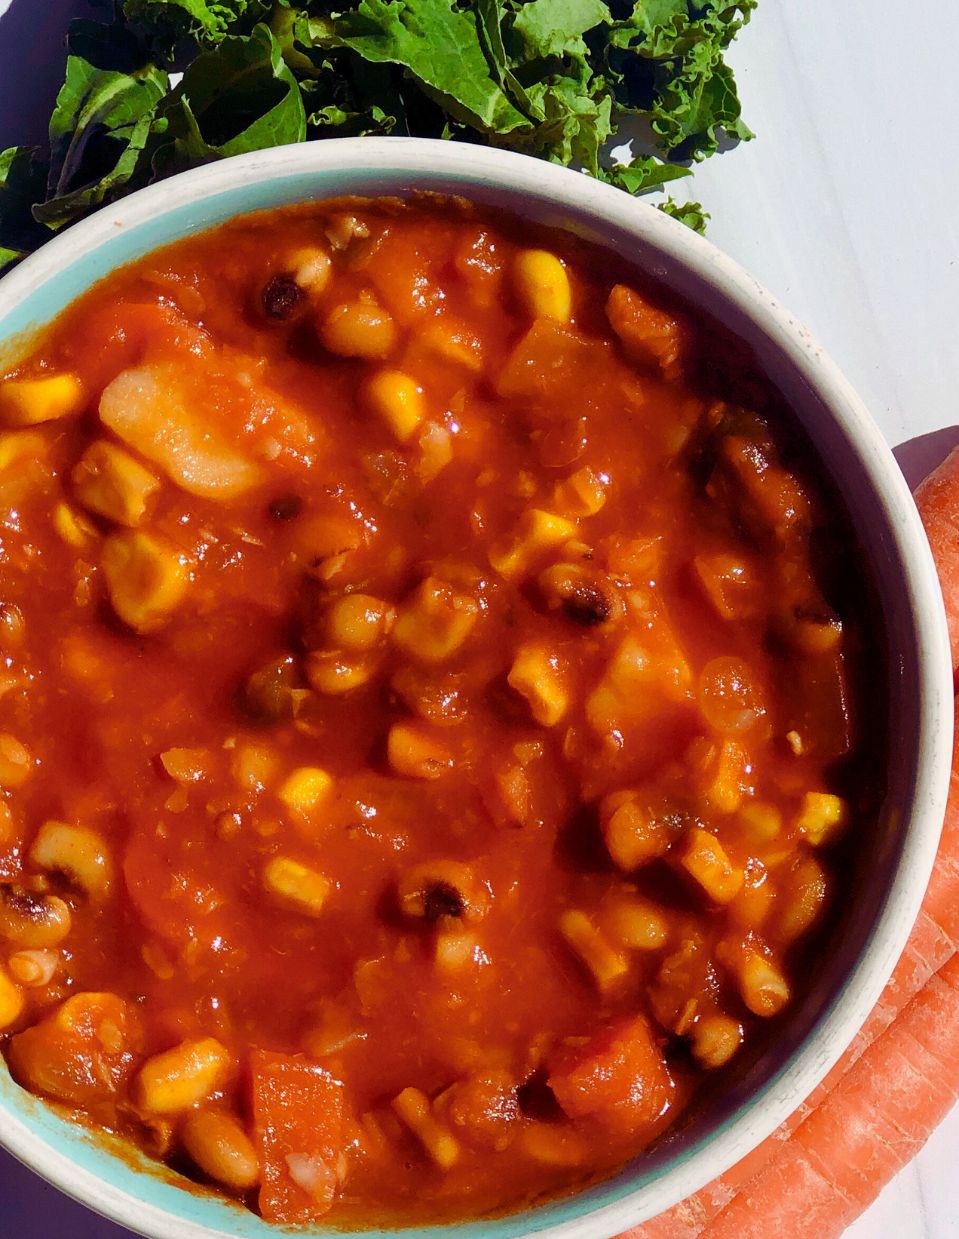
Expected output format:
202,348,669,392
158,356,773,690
0,197,878,1225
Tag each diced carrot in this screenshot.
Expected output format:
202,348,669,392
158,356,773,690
250,1050,345,1223
548,1014,673,1132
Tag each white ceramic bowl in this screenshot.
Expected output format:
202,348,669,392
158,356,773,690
0,138,952,1239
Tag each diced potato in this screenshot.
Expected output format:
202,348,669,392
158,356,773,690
101,530,189,633
690,1014,743,1069
489,509,577,580
795,791,847,846
0,963,24,1029
559,909,630,991
392,578,479,664
52,502,97,551
278,767,334,819
366,370,425,443
136,1036,231,1114
513,250,572,323
0,373,84,426
387,722,450,780
552,467,608,518
600,794,673,871
678,827,743,905
392,1086,460,1170
507,644,569,726
72,440,160,526
263,856,331,917
99,364,262,499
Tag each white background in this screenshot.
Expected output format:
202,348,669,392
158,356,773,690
0,0,958,1234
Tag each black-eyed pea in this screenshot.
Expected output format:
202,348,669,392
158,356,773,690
0,733,32,789
0,962,24,1029
736,952,790,1018
320,297,396,360
181,1109,260,1193
29,820,113,903
397,860,487,925
778,853,828,942
136,1037,231,1115
0,884,72,947
599,793,673,872
7,949,58,988
513,250,572,323
690,1014,743,1069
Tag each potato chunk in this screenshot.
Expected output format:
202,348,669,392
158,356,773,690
101,530,189,633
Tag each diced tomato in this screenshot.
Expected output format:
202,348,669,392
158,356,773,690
250,1050,345,1223
548,1015,673,1133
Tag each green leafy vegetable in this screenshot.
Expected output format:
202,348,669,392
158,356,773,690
0,0,756,272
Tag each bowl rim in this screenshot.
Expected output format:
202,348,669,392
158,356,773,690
0,136,952,1239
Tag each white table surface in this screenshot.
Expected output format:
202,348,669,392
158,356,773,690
1,0,958,1235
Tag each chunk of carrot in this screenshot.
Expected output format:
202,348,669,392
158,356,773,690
250,1050,345,1223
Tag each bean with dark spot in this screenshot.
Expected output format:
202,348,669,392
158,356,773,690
563,584,611,626
268,494,303,521
261,275,303,321
423,883,465,922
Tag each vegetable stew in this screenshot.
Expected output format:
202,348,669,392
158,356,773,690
0,196,881,1225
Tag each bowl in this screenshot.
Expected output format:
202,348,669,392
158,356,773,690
0,137,952,1239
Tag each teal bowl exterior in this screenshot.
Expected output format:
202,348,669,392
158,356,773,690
0,139,952,1239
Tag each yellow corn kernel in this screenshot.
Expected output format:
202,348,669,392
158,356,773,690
796,792,847,846
72,440,160,526
552,467,608,518
101,530,189,633
559,909,630,991
30,820,113,903
366,370,425,443
0,430,46,472
513,250,572,323
690,737,750,814
182,1109,260,1193
320,298,396,359
601,893,669,951
278,767,334,819
136,1037,231,1115
262,856,331,917
488,509,578,580
691,1014,743,1069
601,795,672,872
737,801,782,844
326,593,395,651
679,827,743,905
787,611,843,654
387,722,450,780
52,502,97,550
521,1124,590,1167
0,964,24,1029
0,732,32,789
737,952,790,1017
392,577,479,663
392,1086,460,1170
507,644,569,726
304,651,376,695
0,373,84,426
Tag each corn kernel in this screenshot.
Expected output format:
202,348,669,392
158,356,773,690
559,909,630,991
262,856,331,917
796,792,847,846
136,1037,231,1114
0,732,32,789
601,893,669,950
52,502,97,550
101,530,189,633
552,467,607,518
737,802,782,844
737,952,790,1017
489,509,577,580
679,827,743,904
691,1014,743,1069
392,577,479,664
326,594,395,651
392,1086,460,1170
365,369,425,443
0,373,84,426
277,767,334,819
513,250,572,323
689,737,750,814
0,963,24,1029
507,644,569,726
72,440,160,526
387,722,450,780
